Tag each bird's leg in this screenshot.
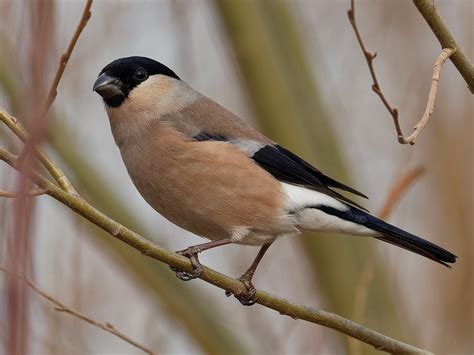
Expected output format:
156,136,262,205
226,242,273,306
171,238,233,281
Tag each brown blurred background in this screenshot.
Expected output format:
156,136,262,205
0,0,472,354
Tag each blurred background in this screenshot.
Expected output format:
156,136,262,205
0,0,472,354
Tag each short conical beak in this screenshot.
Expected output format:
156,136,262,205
93,73,123,99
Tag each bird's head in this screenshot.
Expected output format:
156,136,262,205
93,56,180,108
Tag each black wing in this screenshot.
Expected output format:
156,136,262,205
274,145,368,199
251,145,368,210
194,133,368,210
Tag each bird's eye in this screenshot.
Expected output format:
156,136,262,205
134,68,148,81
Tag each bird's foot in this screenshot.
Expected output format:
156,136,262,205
170,246,204,281
225,274,258,306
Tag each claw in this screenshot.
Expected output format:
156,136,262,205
225,276,258,306
175,268,202,281
236,279,257,306
170,248,204,281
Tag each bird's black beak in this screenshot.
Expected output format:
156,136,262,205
93,73,124,99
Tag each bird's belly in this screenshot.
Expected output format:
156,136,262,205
119,142,295,243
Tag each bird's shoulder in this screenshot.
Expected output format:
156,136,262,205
165,95,272,144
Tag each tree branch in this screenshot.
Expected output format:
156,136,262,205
43,0,93,113
0,108,433,355
347,0,403,141
413,0,474,93
348,1,463,144
398,48,454,144
0,268,155,355
0,109,76,194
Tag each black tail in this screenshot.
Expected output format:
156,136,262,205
315,206,457,267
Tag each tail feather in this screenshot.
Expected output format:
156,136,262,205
314,205,457,267
374,235,455,267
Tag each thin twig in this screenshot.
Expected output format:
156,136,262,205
0,187,46,198
347,0,457,145
398,48,454,144
413,0,474,93
0,108,76,194
0,268,155,355
347,0,403,142
0,110,433,354
43,0,93,113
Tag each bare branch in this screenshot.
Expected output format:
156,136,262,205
0,187,46,198
347,0,404,142
0,108,433,355
0,108,76,194
43,0,93,113
348,1,460,145
0,268,155,355
413,0,474,93
399,48,455,144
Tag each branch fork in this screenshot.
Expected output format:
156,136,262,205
348,0,466,145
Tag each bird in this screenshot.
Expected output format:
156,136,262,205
93,56,456,305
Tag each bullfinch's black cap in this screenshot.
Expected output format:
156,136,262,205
94,56,180,107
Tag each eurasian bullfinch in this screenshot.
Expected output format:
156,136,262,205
93,56,456,305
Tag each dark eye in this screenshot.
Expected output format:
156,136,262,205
134,68,148,81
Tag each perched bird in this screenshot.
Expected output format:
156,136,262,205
93,56,456,305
